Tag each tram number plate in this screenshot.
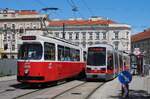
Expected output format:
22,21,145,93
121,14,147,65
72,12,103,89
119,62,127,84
93,75,98,78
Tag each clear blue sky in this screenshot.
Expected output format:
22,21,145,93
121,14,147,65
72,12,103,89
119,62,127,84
0,0,150,34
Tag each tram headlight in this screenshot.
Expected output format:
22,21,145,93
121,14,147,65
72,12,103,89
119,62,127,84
24,64,30,75
24,69,29,74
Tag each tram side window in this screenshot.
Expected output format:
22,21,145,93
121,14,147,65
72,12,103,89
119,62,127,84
107,51,114,70
83,51,87,61
70,48,80,61
44,42,55,60
64,47,71,61
70,48,76,61
75,50,80,61
58,45,64,61
57,45,80,61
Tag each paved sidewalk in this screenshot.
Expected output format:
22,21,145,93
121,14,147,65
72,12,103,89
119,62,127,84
89,75,150,99
0,75,16,82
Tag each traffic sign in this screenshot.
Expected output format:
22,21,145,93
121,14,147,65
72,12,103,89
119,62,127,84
118,71,132,84
133,48,141,55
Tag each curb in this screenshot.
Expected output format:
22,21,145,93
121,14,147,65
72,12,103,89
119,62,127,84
0,75,16,82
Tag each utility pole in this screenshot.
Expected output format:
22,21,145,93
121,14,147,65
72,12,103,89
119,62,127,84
62,23,65,39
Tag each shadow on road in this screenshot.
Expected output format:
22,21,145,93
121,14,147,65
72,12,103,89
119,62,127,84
109,89,150,99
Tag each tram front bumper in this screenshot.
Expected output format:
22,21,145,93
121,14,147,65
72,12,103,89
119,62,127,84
86,73,113,80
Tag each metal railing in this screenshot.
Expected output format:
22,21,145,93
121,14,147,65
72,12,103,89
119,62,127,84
0,59,17,77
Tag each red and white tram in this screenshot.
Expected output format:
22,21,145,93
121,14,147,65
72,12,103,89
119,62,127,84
17,35,86,84
86,44,130,80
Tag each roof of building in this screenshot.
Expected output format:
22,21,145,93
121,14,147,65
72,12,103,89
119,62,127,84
16,10,38,15
48,19,116,26
131,29,150,42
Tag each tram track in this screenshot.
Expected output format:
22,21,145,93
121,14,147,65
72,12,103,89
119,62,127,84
0,80,40,99
0,79,105,99
15,80,86,99
15,80,105,99
51,82,104,99
51,82,87,99
85,82,105,99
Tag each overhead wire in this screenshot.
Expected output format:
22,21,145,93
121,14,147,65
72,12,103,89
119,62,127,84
66,0,99,41
81,0,95,17
66,0,97,30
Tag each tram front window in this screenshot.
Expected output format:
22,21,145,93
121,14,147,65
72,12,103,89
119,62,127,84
87,47,106,66
18,43,42,60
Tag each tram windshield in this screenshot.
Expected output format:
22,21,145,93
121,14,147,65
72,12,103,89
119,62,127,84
87,47,106,66
18,43,43,60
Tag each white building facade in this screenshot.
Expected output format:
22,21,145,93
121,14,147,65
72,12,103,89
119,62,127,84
0,8,131,59
0,8,47,58
48,18,131,52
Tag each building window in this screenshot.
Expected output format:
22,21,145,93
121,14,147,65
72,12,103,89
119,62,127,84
95,32,100,40
113,41,119,50
55,32,59,37
12,24,16,33
8,35,11,39
126,32,129,39
82,44,86,48
88,42,93,45
4,24,7,29
19,27,24,33
75,32,79,40
12,33,15,40
12,44,15,51
4,43,8,50
114,31,119,39
81,41,86,48
4,33,7,41
89,32,93,40
26,24,30,29
102,32,106,40
82,32,86,40
33,25,36,29
12,24,15,29
68,32,73,40
62,32,66,39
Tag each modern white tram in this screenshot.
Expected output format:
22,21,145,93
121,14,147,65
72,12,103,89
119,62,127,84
86,44,130,80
